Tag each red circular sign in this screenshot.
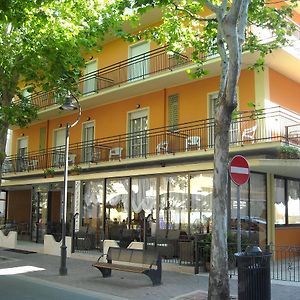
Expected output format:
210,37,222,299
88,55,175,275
229,155,250,186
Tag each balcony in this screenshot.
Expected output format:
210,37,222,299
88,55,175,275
27,46,193,110
2,106,300,177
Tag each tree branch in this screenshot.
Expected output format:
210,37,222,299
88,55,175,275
205,0,221,15
172,3,217,22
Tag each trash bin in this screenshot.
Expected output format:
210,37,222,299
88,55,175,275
235,246,272,300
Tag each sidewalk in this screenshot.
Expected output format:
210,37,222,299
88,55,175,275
1,246,300,300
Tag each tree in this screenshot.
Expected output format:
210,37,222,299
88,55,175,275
0,0,116,177
108,0,298,299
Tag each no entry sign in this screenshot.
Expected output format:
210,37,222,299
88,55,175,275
229,155,250,186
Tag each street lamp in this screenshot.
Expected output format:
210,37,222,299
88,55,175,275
59,93,82,276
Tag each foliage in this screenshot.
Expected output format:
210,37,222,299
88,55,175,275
279,145,300,159
0,0,121,176
108,1,298,298
43,168,55,177
69,165,82,174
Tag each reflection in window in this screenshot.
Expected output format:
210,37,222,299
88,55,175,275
275,178,285,224
159,175,188,232
106,178,129,227
190,172,213,234
231,173,267,246
83,180,103,231
275,178,300,225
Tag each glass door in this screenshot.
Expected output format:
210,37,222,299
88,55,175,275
83,60,97,94
82,121,95,163
128,42,150,81
17,137,28,171
128,109,148,158
53,128,65,167
31,191,48,243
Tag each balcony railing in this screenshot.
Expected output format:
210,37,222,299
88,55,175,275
28,46,192,109
2,106,300,175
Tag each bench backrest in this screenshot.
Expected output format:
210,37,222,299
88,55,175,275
107,247,159,266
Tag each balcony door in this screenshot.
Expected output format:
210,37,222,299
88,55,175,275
128,42,150,81
53,128,65,167
17,137,28,171
83,60,97,95
128,109,148,158
82,121,95,163
208,93,239,147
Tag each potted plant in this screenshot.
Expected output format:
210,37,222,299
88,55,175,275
69,165,82,175
43,168,55,178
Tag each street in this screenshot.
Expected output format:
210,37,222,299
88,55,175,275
0,273,125,300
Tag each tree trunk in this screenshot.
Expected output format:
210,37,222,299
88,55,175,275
208,100,232,300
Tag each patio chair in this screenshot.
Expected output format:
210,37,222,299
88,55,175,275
109,147,123,160
156,141,168,154
185,136,201,151
242,125,257,144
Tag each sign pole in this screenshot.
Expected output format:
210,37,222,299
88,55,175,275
236,185,241,253
229,155,250,254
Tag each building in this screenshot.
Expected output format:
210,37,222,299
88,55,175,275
1,7,300,259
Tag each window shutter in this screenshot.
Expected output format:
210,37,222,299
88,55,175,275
168,94,179,131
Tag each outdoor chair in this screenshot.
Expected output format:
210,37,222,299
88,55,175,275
185,136,201,151
242,125,257,144
156,141,168,154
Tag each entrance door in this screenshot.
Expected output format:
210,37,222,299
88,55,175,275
83,60,97,94
31,191,48,243
128,42,150,81
82,121,95,163
128,109,148,158
208,93,239,146
53,129,65,167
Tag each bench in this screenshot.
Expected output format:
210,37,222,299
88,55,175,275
93,247,162,286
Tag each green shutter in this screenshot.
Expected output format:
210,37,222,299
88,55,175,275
168,94,179,131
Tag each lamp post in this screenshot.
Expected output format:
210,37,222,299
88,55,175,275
59,93,82,276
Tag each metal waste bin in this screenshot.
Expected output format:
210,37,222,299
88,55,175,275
235,246,272,300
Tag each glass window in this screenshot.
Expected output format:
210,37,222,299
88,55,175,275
249,173,267,245
190,172,213,234
287,180,300,224
231,173,267,245
275,178,286,224
275,178,300,225
83,180,104,231
106,178,129,238
159,175,188,233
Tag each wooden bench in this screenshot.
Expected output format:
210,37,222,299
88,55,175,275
93,247,162,286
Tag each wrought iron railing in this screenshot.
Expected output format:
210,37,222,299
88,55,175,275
27,46,192,109
2,106,300,175
191,240,300,282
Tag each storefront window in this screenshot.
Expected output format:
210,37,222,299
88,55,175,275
275,178,286,224
83,180,104,231
231,173,267,245
106,178,129,239
159,175,188,233
190,172,213,235
275,178,300,225
131,177,157,235
287,180,300,224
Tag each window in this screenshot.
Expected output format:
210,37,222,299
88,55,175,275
275,177,300,225
128,42,150,81
168,94,179,131
82,121,95,163
128,109,148,157
83,60,97,95
231,173,267,245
